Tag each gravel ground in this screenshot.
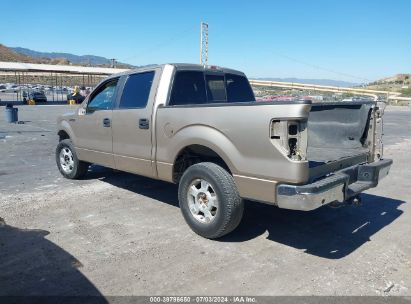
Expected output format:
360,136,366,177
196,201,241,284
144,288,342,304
0,105,410,296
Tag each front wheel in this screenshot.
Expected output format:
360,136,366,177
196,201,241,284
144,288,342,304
178,162,244,239
56,139,89,179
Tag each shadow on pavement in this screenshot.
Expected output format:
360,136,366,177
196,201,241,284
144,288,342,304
86,166,179,207
90,166,404,259
0,217,106,298
0,101,68,106
222,193,404,259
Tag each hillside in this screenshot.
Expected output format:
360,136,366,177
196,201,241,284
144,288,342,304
0,44,82,65
0,44,44,63
11,46,133,68
0,44,133,68
366,74,411,96
12,47,113,66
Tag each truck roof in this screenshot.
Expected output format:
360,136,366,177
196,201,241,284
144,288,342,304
109,63,246,79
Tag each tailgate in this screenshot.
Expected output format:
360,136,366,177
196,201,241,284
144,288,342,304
307,101,375,177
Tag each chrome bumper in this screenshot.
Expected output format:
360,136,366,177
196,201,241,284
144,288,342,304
276,159,393,211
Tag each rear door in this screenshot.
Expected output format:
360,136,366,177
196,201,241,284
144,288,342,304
112,70,157,177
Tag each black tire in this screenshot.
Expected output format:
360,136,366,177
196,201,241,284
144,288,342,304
56,139,89,179
178,162,244,239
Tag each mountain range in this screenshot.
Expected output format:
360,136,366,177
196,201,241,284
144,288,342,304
11,47,121,66
3,44,407,90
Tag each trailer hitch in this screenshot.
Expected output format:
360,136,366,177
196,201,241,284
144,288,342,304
328,195,362,209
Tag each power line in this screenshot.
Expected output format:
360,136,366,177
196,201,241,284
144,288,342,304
119,22,369,83
270,51,371,83
120,27,196,64
195,23,370,82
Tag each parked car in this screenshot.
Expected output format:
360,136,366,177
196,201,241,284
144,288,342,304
27,91,47,103
56,64,392,239
0,84,19,93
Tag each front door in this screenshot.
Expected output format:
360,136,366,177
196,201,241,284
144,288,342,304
112,71,156,177
73,78,119,168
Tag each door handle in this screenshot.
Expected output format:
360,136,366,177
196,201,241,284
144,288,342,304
139,118,149,129
103,118,111,127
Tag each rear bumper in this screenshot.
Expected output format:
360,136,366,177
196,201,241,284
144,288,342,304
276,159,393,211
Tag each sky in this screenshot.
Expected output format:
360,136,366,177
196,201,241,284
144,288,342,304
1,0,410,82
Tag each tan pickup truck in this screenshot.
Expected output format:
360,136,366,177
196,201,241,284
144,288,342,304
56,64,392,238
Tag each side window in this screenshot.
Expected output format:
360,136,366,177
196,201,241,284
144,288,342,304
119,71,155,109
169,71,207,106
87,79,118,112
225,73,255,103
205,74,226,102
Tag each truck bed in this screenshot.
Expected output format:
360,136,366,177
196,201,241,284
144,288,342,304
307,101,374,177
308,147,368,164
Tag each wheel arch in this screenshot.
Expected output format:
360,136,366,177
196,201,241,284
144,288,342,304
172,144,235,183
57,120,75,143
58,129,70,141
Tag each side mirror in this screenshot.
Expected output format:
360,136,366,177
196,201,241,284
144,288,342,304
78,107,86,116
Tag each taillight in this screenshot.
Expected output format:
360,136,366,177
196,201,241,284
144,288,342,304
270,120,307,161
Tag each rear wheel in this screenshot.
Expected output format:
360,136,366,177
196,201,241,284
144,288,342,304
56,139,89,179
178,162,243,239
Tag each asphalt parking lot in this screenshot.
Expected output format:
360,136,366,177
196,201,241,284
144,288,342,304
0,105,410,296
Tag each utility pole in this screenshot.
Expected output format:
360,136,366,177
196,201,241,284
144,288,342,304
200,22,209,66
110,58,116,68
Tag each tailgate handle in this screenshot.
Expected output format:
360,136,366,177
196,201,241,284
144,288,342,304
139,118,149,129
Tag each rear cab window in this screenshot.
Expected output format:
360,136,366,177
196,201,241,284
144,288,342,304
169,71,207,106
119,71,155,109
168,70,255,106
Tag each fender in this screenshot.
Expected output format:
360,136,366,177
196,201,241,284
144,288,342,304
58,119,77,146
172,124,239,172
156,124,241,181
